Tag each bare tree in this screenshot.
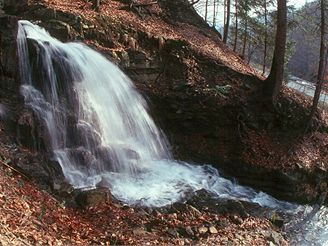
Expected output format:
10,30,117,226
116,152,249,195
223,0,231,43
205,0,209,22
212,0,216,26
233,0,238,51
241,15,248,58
264,0,287,105
308,0,326,125
263,0,268,75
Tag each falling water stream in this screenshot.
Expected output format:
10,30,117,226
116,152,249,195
17,20,328,245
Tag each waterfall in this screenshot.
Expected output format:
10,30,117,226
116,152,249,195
17,20,171,186
16,20,328,244
17,20,284,207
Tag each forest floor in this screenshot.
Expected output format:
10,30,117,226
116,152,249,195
0,156,287,245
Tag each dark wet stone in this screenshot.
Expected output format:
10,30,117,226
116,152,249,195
270,212,284,228
75,187,112,208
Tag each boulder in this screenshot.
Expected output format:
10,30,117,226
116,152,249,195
16,109,37,150
41,20,76,42
75,188,112,208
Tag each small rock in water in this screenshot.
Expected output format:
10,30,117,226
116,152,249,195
198,226,208,234
270,212,284,228
209,226,218,234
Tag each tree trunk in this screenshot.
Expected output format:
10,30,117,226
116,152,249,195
212,0,216,26
224,0,226,29
223,0,231,43
264,0,287,105
242,17,248,58
308,0,326,126
233,0,238,52
262,0,268,75
205,0,209,22
247,41,252,64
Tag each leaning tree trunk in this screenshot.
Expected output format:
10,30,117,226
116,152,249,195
264,0,287,105
223,0,231,43
308,0,326,126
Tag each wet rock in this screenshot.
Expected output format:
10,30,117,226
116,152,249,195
270,212,284,228
41,20,75,42
52,179,74,196
75,187,112,208
45,160,67,190
267,231,285,245
16,109,37,150
95,145,140,171
96,176,112,188
68,147,96,168
118,50,130,67
75,121,101,149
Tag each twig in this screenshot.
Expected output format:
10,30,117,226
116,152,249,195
131,1,158,8
0,159,29,179
189,0,201,6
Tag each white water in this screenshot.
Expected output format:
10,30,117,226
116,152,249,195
17,20,328,245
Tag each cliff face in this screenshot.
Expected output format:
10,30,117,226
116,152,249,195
0,0,328,205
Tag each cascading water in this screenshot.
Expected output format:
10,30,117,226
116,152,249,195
17,20,328,244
